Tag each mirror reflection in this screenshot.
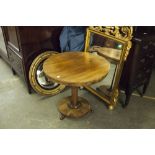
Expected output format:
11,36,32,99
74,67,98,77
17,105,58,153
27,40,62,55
87,32,124,96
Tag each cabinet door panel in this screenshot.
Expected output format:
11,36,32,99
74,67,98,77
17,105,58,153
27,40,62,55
6,27,20,52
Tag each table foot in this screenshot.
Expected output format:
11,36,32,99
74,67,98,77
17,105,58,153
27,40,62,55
58,96,91,119
90,108,94,113
59,113,65,120
108,105,114,110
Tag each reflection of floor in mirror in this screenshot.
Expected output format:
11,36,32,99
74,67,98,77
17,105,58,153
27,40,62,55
0,58,155,129
91,63,116,89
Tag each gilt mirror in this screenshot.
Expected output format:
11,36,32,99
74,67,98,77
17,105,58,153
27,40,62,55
84,26,133,110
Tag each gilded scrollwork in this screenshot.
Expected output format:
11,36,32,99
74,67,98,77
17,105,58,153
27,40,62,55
124,40,132,61
89,26,133,41
112,88,119,105
89,26,133,61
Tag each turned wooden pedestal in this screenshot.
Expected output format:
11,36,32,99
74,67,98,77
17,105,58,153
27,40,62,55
58,87,91,119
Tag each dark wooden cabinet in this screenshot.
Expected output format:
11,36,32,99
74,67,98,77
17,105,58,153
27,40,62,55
120,34,155,107
0,26,63,93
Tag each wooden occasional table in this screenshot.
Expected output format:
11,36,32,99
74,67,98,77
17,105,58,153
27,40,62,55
43,52,110,119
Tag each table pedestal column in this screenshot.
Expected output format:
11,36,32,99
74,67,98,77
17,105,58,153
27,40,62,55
58,86,92,120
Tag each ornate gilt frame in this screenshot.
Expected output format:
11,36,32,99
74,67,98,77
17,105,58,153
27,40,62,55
84,26,133,110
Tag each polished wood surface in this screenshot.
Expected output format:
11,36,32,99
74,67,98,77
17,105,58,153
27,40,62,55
43,52,110,87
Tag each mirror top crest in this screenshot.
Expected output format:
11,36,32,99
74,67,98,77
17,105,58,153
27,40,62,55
89,26,133,42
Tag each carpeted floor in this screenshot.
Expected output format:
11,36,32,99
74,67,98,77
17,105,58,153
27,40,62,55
0,58,155,129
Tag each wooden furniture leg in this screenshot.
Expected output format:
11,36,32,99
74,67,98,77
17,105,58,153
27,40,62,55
71,87,79,108
58,86,92,120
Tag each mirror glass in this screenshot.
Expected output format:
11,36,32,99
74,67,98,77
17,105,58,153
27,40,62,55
88,32,124,96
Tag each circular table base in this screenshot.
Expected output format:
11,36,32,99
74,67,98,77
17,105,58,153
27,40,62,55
58,96,92,119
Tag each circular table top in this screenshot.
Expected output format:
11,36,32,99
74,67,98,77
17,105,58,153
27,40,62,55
43,52,110,87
